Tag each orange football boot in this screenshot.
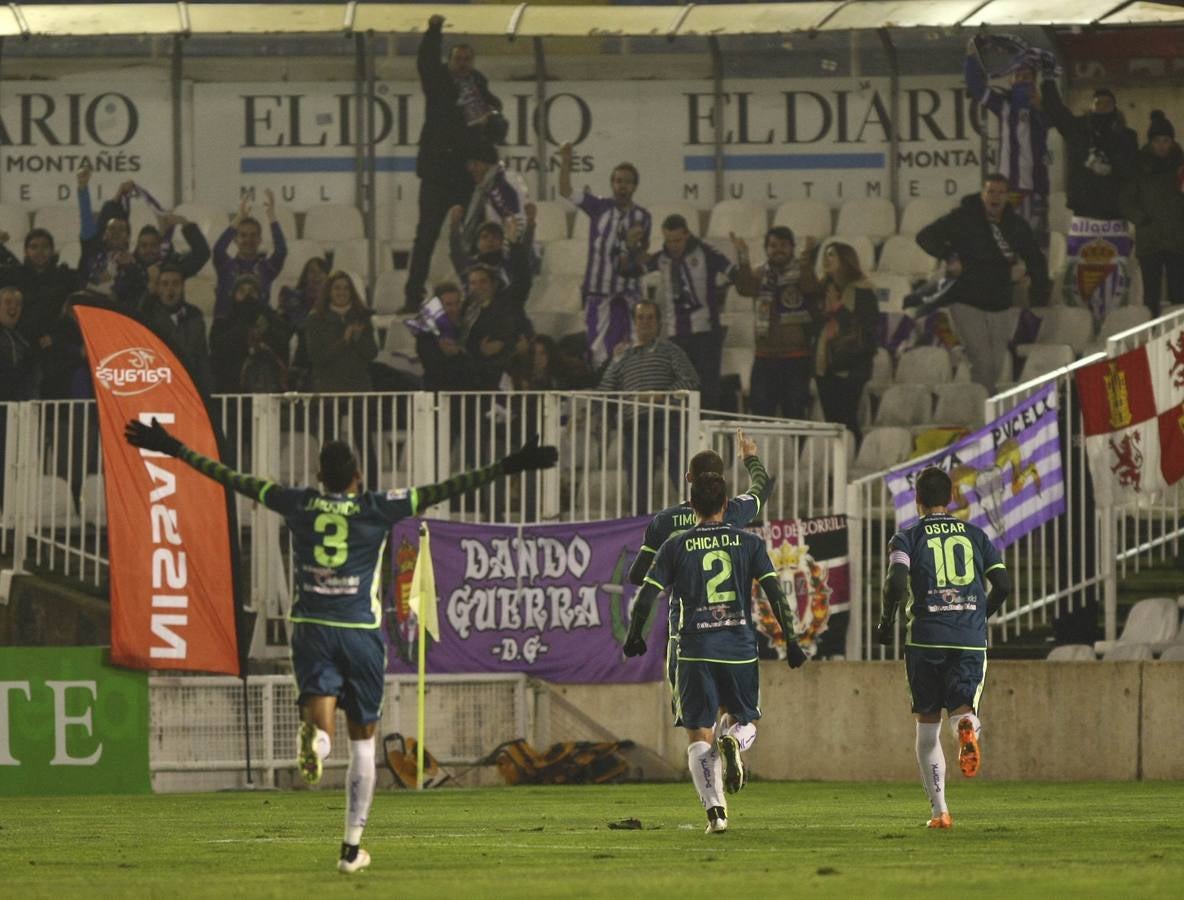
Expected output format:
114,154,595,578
926,812,953,829
957,717,981,777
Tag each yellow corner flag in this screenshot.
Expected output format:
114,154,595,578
408,522,439,640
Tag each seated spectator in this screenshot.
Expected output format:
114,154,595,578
209,273,291,394
457,142,528,258
732,226,821,419
141,263,212,394
1122,110,1184,316
411,281,478,391
449,202,537,296
212,190,287,320
0,287,38,401
814,242,878,442
598,299,699,510
305,271,378,393
77,169,144,305
627,214,733,410
462,263,532,391
132,210,211,284
278,256,329,391
0,227,77,373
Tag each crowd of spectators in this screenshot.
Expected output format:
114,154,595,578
2,18,1181,468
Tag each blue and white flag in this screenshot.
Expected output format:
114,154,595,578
884,383,1064,548
404,295,459,341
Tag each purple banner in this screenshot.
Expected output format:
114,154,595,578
385,517,665,683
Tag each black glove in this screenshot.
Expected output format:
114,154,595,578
874,618,894,646
502,434,558,475
786,640,808,669
623,635,647,658
124,418,183,457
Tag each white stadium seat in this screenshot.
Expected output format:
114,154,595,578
526,275,583,315
303,204,365,243
933,382,988,427
79,473,105,528
706,200,767,241
373,271,409,315
540,238,587,277
185,277,217,319
1160,643,1184,661
835,198,896,243
1104,643,1154,661
850,426,913,479
898,197,956,236
877,234,936,279
1047,231,1067,275
869,273,913,313
329,240,392,281
1094,597,1182,657
873,384,933,428
772,199,832,243
280,239,329,283
374,203,418,246
1017,305,1094,356
895,346,953,386
1011,342,1075,386
174,202,229,240
1046,644,1096,661
720,346,755,394
1048,191,1070,235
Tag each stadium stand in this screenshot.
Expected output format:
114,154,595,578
873,384,933,428
932,382,988,427
530,200,571,243
540,238,588,277
527,275,584,316
1005,342,1075,389
897,197,955,236
329,239,393,281
1103,643,1154,661
173,202,228,239
0,203,31,242
1159,644,1184,662
303,204,366,244
1016,305,1094,356
33,206,80,244
850,426,912,479
1048,191,1070,234
869,273,913,312
373,271,409,315
876,235,937,279
1047,230,1067,275
185,277,217,320
1086,304,1151,354
37,474,74,521
720,346,754,395
79,473,105,527
705,200,767,242
894,346,953,386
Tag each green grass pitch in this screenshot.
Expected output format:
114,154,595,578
2,782,1182,898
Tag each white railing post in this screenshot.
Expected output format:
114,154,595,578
1099,504,1118,643
845,479,863,661
541,392,562,521
411,391,436,488
250,395,284,659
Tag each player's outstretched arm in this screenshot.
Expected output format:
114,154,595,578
759,574,807,668
124,418,285,509
736,428,771,512
874,563,909,645
411,434,558,513
986,566,1011,619
622,580,661,657
626,548,654,587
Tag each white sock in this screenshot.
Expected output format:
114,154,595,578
314,728,331,760
687,741,725,811
949,712,981,739
726,720,757,752
915,722,947,816
344,738,377,846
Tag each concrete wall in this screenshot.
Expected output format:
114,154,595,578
555,660,1183,782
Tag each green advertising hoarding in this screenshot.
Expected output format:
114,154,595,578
0,647,150,795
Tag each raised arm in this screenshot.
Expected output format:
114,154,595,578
124,418,292,513
409,435,558,513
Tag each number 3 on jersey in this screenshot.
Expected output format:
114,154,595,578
314,512,349,567
702,550,737,604
926,535,974,587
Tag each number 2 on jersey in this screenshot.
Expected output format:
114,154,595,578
702,550,737,604
314,513,349,567
926,535,974,587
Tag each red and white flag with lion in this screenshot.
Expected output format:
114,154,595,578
1076,326,1184,505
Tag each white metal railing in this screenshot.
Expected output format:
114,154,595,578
148,673,529,788
848,307,1184,660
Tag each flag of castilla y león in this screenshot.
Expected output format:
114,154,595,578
76,305,240,675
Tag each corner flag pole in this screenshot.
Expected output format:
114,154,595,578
409,521,439,790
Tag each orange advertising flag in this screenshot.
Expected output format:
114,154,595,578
76,305,240,675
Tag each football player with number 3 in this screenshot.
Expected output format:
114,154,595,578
623,471,806,834
124,418,557,872
875,466,1010,829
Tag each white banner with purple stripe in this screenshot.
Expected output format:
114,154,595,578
883,383,1064,548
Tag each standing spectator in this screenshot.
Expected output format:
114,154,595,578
732,226,820,419
814,242,878,441
412,281,477,391
209,273,291,394
558,141,651,367
0,287,37,401
212,190,287,320
0,227,77,373
630,214,733,411
132,211,211,284
599,300,699,511
140,263,212,395
1041,83,1137,221
1122,111,1184,316
77,170,144,304
1041,82,1138,318
462,264,532,391
916,175,1050,394
449,202,537,297
456,143,528,257
306,272,378,393
964,35,1055,243
403,14,502,314
278,256,329,391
